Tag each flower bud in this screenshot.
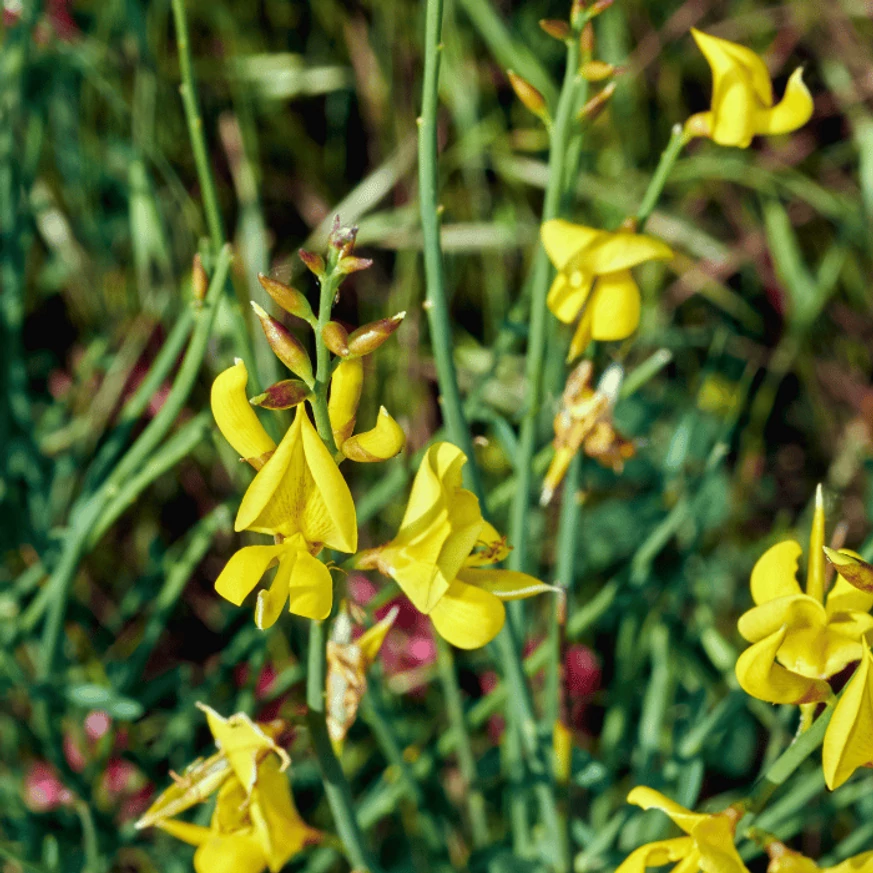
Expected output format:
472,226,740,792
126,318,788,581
507,70,550,124
250,302,314,386
539,19,570,40
257,273,316,324
336,255,373,276
580,60,616,82
322,321,350,357
341,407,406,463
347,312,406,357
578,83,616,121
328,217,359,258
192,254,208,303
589,0,614,16
328,358,364,447
298,249,325,279
823,548,873,593
579,21,595,56
249,379,310,411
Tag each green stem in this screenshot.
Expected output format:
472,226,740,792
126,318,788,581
635,123,687,230
507,35,582,576
312,269,341,455
418,0,484,499
306,621,383,872
435,635,490,847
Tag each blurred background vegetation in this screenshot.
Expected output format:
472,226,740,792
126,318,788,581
2,0,873,871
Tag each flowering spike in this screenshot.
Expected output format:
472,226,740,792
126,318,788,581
257,273,316,325
250,301,314,386
539,19,570,41
298,248,326,279
191,253,208,303
322,321,350,357
249,379,310,411
347,312,406,357
507,70,550,124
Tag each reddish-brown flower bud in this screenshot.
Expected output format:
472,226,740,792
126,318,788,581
589,0,614,16
191,254,208,303
257,273,315,324
249,379,310,411
580,21,595,56
298,249,325,279
251,302,314,385
539,19,570,40
336,256,373,276
577,82,616,122
347,312,406,357
322,321,350,357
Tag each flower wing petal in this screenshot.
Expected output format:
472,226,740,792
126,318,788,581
541,219,603,269
589,270,641,342
614,838,695,873
626,786,707,834
750,540,803,604
285,549,333,621
341,406,406,462
215,545,286,607
429,579,506,649
756,68,813,137
581,232,673,275
211,361,277,466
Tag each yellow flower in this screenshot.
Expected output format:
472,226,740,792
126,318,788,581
210,361,357,627
766,841,873,873
137,706,318,873
685,28,813,148
541,219,673,360
355,442,555,649
735,490,873,705
616,787,747,873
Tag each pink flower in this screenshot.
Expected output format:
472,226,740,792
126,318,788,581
23,763,73,813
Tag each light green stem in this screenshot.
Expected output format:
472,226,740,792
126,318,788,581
635,123,687,230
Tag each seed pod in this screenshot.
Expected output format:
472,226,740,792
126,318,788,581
507,71,550,124
251,302,314,385
257,273,315,324
192,254,208,303
341,407,406,463
322,321,350,357
249,379,310,411
539,19,570,40
328,358,364,447
347,312,406,357
298,249,325,279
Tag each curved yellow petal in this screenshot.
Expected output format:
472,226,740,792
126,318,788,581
827,853,873,873
580,232,673,276
691,28,772,107
211,361,276,467
737,593,824,643
215,544,286,607
254,550,295,630
193,833,266,873
589,271,641,342
766,845,820,873
285,548,333,621
357,606,399,665
341,407,406,462
777,626,864,680
157,820,213,847
823,645,873,790
429,578,506,649
692,816,749,873
626,786,706,834
756,68,813,137
328,358,363,447
614,838,695,873
547,271,594,323
457,567,557,601
735,626,831,704
567,306,594,362
541,219,603,270
750,540,803,605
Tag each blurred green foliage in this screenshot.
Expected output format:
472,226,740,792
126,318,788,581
2,0,873,871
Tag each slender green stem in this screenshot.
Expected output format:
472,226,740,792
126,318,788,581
312,268,341,455
635,123,687,230
507,35,582,576
418,0,484,499
435,635,490,847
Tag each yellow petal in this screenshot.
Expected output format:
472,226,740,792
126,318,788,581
579,232,673,276
457,567,557,601
827,853,873,873
589,271,641,342
250,756,319,871
567,307,594,362
193,833,266,873
211,361,277,467
215,545,286,608
806,485,826,602
750,540,803,604
777,626,864,680
756,68,813,137
341,406,406,462
357,605,399,665
541,219,603,270
626,786,707,834
197,703,289,795
328,358,363,447
157,820,213,847
547,271,594,323
615,838,695,873
735,626,831,704
737,593,825,643
692,816,749,873
429,578,506,649
823,645,873,790
254,549,295,630
236,406,357,553
285,548,333,621
766,844,820,873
